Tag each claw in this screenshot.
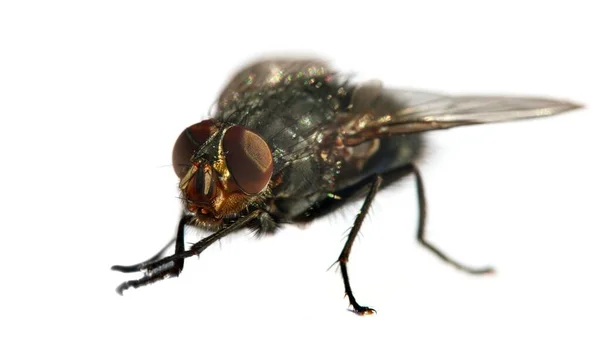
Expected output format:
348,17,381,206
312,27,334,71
349,306,377,316
115,282,130,295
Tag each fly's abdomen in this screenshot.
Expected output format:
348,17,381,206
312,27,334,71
333,134,423,192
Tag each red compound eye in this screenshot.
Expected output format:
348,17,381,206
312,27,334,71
222,126,273,195
172,120,217,178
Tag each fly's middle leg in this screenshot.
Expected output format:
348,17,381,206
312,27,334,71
337,174,383,315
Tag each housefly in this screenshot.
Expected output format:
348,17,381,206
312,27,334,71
112,59,582,315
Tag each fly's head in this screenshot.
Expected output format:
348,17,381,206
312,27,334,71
172,120,274,227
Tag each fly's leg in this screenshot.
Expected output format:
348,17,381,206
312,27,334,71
112,214,193,274
337,174,383,316
112,215,192,294
113,211,260,294
408,163,494,274
111,238,175,273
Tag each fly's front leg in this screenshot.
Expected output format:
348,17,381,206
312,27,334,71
337,174,383,315
113,211,261,294
112,214,193,274
112,214,193,294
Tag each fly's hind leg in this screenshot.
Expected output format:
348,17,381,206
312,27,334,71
407,164,494,274
337,174,383,315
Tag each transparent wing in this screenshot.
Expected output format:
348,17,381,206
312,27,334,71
342,82,583,145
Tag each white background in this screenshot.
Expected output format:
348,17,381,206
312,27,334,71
1,1,598,350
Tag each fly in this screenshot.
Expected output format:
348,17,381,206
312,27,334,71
112,59,582,315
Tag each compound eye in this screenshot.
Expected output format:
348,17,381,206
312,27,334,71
172,120,217,178
222,126,273,195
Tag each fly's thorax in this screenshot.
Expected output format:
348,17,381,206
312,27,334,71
214,77,346,174
172,120,274,221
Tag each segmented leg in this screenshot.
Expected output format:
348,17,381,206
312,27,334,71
337,174,383,315
113,211,260,294
408,164,494,274
112,214,193,274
